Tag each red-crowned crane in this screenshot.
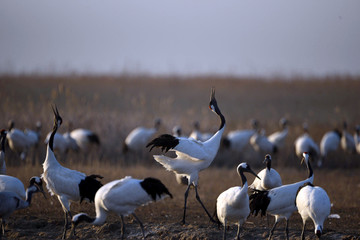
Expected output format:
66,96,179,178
294,123,320,162
6,120,31,161
70,176,172,239
268,118,289,150
222,119,258,152
123,119,161,154
146,88,225,224
296,182,331,239
0,179,45,237
250,152,314,240
250,129,277,155
319,129,341,167
41,106,103,239
249,154,282,191
340,121,356,154
216,163,260,240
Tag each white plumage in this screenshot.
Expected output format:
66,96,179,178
123,119,161,153
294,123,320,161
340,121,356,154
70,128,100,155
222,119,258,152
268,118,289,150
6,121,31,161
71,176,172,239
216,163,259,240
249,154,282,191
41,106,103,239
250,152,314,240
147,88,225,224
0,181,43,236
319,129,341,167
296,183,331,239
250,129,277,155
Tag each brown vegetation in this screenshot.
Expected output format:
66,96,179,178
0,75,359,239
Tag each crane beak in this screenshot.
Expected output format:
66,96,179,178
210,87,215,101
249,168,261,180
37,184,47,199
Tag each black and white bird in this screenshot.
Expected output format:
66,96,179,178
319,129,341,167
250,152,314,240
189,121,213,142
294,123,320,161
296,182,331,240
123,119,161,153
0,175,44,200
0,178,44,236
354,125,360,154
0,130,7,174
70,128,101,160
146,88,225,224
6,120,31,161
216,163,260,240
222,119,258,152
268,118,289,150
41,106,103,239
71,176,172,239
340,121,356,154
249,154,282,191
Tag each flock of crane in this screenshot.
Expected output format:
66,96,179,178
0,87,356,240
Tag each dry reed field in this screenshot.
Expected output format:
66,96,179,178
0,75,360,239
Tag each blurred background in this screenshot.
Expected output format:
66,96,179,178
0,1,360,169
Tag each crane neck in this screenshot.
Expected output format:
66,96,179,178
49,122,58,152
238,169,248,187
306,158,313,179
0,133,6,153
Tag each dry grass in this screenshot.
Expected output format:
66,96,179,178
1,75,360,239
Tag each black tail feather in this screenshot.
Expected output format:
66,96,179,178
140,177,173,201
79,175,103,203
146,134,179,153
249,189,270,217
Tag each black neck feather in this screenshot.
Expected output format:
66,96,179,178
0,134,6,153
238,169,247,187
306,158,313,179
49,123,58,152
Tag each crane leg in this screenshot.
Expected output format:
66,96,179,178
132,213,145,239
182,185,191,224
236,224,241,240
301,221,306,240
194,186,216,223
285,219,289,240
120,215,125,240
223,219,227,240
268,220,278,240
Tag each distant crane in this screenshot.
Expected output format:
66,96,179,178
70,176,172,239
216,163,260,240
294,123,320,162
41,106,103,239
319,129,341,167
123,119,161,154
70,128,101,161
250,152,314,240
296,182,331,240
249,154,282,191
340,121,356,154
268,118,289,150
6,120,30,161
222,119,258,153
0,179,44,237
24,121,42,165
250,129,277,155
147,88,225,224
354,125,360,154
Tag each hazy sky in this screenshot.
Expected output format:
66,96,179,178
1,0,359,77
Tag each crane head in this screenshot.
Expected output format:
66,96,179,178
52,105,62,128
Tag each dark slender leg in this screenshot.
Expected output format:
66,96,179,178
62,211,68,240
285,219,289,240
223,219,227,240
194,186,216,223
301,221,306,240
268,220,278,240
132,213,145,239
1,219,5,236
120,215,125,240
236,224,241,240
182,185,191,224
